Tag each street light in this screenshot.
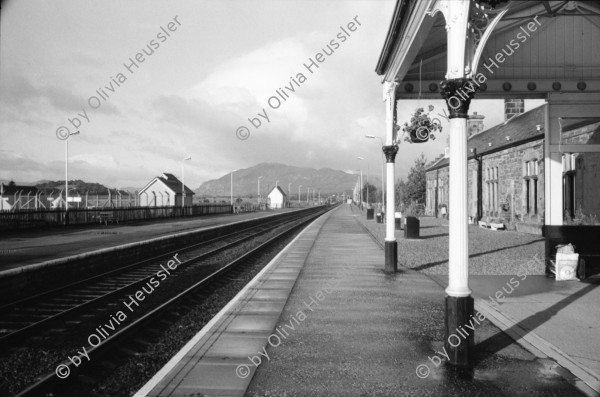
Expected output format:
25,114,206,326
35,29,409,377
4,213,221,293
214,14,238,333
366,134,386,208
61,130,80,211
358,156,369,206
288,182,292,207
307,187,310,204
258,176,263,206
182,157,191,209
355,168,363,209
230,170,234,207
298,184,302,206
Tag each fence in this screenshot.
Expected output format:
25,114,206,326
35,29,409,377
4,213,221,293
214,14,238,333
0,203,258,232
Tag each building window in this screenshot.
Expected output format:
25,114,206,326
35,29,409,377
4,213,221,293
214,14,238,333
562,154,576,219
485,167,499,213
524,160,538,215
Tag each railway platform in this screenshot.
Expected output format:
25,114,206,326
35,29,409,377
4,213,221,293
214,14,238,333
135,204,594,397
0,208,298,272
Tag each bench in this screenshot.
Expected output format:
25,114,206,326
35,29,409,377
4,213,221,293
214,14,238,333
99,211,118,225
478,220,505,231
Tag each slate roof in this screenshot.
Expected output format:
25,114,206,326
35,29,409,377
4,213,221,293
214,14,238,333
268,185,288,197
0,184,38,196
426,104,546,171
140,173,195,195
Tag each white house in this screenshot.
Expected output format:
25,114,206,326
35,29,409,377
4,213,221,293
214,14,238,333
139,173,194,207
267,185,287,209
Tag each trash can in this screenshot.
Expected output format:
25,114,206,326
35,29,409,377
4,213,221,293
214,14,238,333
376,212,382,223
367,208,374,220
395,212,402,229
404,216,420,238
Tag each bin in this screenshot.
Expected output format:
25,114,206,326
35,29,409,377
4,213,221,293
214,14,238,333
366,208,374,220
404,216,420,239
394,212,402,229
376,212,382,223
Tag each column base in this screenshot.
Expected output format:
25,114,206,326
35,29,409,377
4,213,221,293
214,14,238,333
384,240,397,273
444,295,474,367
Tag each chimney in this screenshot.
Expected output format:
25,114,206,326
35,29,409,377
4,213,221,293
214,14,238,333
504,99,524,121
467,112,485,138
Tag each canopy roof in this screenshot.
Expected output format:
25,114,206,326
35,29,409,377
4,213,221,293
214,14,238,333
377,0,600,99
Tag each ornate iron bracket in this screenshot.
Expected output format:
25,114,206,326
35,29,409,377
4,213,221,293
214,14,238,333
440,78,478,119
382,145,399,163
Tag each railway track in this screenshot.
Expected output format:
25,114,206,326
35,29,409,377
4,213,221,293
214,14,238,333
0,207,322,349
4,205,333,397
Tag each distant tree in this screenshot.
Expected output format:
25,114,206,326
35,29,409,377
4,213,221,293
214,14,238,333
404,153,427,207
361,182,378,205
395,179,406,210
8,180,16,186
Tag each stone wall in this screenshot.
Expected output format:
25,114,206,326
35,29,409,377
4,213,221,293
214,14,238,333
425,138,545,228
480,140,544,224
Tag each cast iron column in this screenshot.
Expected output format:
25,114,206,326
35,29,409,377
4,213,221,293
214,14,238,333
383,80,398,273
440,77,477,366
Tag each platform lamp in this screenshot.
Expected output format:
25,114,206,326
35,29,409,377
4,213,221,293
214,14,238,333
181,156,191,209
357,156,369,206
365,134,385,209
298,184,302,206
55,129,80,212
258,176,263,206
288,182,292,207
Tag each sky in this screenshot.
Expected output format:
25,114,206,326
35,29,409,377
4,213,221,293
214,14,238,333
0,0,543,190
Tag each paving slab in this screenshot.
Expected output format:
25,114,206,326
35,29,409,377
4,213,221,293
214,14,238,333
246,204,587,397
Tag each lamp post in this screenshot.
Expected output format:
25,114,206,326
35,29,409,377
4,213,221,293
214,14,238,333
258,176,263,206
355,168,363,209
288,182,292,208
181,157,191,209
61,130,80,212
358,156,369,206
230,171,233,207
306,187,310,204
366,134,386,209
298,184,302,206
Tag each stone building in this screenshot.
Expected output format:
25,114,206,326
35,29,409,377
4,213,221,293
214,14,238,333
426,99,600,234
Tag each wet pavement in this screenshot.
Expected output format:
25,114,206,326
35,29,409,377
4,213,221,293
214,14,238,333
245,205,586,396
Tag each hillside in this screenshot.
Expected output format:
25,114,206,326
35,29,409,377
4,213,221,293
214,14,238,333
195,163,379,198
34,180,128,194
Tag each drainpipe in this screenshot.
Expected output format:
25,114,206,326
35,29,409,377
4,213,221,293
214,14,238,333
473,148,483,221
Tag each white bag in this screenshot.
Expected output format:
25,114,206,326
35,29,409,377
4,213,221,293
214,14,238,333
555,253,579,281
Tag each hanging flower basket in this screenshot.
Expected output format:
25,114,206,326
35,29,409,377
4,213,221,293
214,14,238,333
402,107,443,143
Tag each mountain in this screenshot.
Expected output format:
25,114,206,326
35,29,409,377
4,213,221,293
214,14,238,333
195,163,380,198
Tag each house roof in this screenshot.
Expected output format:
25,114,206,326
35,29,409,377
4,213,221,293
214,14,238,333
426,104,546,172
139,173,195,195
268,185,287,197
0,184,38,196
